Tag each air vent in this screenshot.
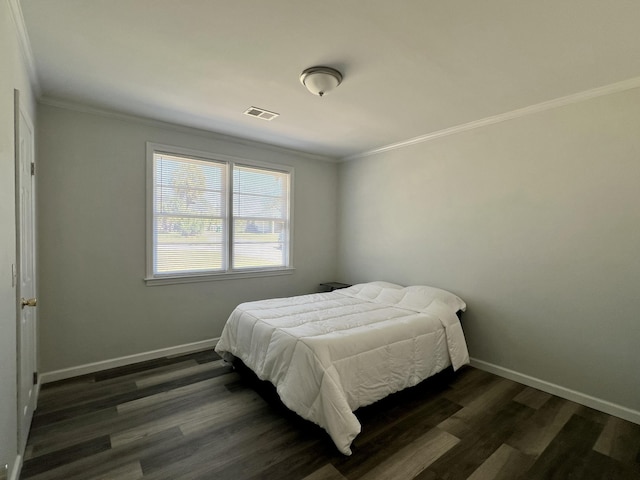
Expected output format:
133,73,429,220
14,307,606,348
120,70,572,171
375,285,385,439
243,106,279,121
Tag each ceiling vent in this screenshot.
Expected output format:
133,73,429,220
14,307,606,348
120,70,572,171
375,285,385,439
243,106,279,121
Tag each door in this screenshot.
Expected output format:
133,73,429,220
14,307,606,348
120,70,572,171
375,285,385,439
15,89,37,453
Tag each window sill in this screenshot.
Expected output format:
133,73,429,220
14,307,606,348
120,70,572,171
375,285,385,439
144,267,295,286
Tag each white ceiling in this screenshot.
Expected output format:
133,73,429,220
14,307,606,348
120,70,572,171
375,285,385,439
19,0,640,159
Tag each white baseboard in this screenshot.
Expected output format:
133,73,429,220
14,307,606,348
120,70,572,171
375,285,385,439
9,454,22,480
470,358,640,425
40,338,219,384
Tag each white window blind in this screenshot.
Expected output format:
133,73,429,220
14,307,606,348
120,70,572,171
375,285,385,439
147,144,292,282
153,153,227,275
233,165,289,269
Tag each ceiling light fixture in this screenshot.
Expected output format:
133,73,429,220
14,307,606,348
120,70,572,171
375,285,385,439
300,66,343,97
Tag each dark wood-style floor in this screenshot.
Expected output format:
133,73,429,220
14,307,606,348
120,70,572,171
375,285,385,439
21,350,640,480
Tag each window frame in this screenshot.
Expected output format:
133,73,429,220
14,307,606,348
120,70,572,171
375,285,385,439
145,142,294,285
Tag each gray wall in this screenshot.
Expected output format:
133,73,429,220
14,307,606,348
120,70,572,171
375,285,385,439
338,87,640,415
37,104,339,373
0,0,37,475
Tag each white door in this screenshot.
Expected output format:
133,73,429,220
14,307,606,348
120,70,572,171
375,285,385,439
15,89,37,453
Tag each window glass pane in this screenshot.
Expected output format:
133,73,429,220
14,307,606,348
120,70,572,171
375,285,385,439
155,217,225,273
233,166,287,219
156,243,224,274
155,154,224,217
232,219,286,269
153,153,226,274
232,165,289,270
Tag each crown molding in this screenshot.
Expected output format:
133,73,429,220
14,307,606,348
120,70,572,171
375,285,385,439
38,96,340,163
343,76,640,162
7,0,41,96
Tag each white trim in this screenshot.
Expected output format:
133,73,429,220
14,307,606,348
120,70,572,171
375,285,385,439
7,0,41,95
38,96,338,163
34,378,40,410
145,267,295,286
40,338,219,384
470,358,640,426
343,76,640,161
9,454,22,480
146,142,294,283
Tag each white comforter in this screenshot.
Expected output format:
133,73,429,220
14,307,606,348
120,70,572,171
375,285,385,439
215,282,469,455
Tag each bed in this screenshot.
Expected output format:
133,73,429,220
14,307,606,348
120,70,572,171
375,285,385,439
214,281,469,455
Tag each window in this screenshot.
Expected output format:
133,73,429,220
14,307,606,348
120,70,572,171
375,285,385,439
146,143,293,284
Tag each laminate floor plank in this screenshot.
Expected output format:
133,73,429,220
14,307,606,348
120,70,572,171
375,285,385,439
26,379,235,458
167,349,221,364
87,462,143,480
505,396,580,457
575,404,612,425
577,450,640,480
134,359,226,388
513,387,552,410
140,406,284,475
352,395,460,448
442,368,501,407
335,397,461,479
25,407,121,459
208,429,323,480
21,352,640,480
521,414,604,479
93,357,197,382
32,362,234,427
427,401,536,480
437,378,525,438
36,360,201,412
143,417,306,480
593,415,640,465
23,428,184,480
20,435,112,478
110,387,259,447
137,380,301,478
117,372,239,413
31,380,140,419
466,443,535,480
302,464,348,480
255,442,340,480
87,461,144,480
92,350,220,382
357,427,459,480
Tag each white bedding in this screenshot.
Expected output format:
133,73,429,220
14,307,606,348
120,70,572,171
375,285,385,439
215,282,469,455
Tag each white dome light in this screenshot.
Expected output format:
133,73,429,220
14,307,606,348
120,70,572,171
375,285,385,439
300,66,343,97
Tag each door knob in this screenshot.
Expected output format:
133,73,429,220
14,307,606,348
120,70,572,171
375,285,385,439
21,297,37,309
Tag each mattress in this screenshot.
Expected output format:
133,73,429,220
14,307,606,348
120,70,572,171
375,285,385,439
215,282,469,454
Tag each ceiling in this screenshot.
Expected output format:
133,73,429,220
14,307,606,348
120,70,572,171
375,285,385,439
19,0,640,160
